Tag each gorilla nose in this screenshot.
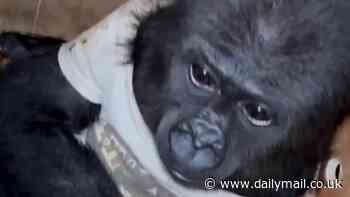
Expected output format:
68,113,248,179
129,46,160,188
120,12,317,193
192,119,225,150
170,118,225,171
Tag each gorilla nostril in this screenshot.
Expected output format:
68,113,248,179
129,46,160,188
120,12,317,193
192,119,225,151
194,129,225,150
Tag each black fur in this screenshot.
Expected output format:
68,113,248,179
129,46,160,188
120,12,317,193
0,35,121,197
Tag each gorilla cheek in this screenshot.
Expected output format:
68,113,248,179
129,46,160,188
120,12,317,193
155,110,180,177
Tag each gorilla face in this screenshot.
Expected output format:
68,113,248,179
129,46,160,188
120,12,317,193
132,0,350,196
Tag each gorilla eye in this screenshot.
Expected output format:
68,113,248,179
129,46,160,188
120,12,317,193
189,63,217,92
240,102,273,127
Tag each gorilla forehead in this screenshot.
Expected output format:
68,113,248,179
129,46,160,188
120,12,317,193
148,2,348,75
138,0,350,107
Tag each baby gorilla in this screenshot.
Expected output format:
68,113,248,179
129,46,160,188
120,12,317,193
133,0,350,196
1,0,350,197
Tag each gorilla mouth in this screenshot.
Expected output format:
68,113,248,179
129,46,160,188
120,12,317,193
169,126,221,171
155,109,227,187
161,120,226,184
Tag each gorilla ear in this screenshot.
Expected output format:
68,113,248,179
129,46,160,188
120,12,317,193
324,158,343,182
317,118,350,197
